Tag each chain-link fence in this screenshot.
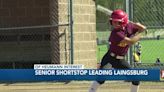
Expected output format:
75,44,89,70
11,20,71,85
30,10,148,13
132,0,164,68
0,0,72,69
96,0,164,69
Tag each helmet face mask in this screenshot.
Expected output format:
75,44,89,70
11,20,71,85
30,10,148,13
109,9,128,28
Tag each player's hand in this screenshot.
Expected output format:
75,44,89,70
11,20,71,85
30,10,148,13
130,22,147,32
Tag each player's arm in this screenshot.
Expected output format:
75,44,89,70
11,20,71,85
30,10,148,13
130,22,147,32
121,22,147,45
123,33,142,45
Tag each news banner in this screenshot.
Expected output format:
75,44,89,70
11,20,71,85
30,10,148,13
0,64,163,81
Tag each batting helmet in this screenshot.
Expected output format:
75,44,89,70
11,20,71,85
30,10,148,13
110,9,128,27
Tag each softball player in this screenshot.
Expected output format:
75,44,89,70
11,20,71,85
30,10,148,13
89,9,146,92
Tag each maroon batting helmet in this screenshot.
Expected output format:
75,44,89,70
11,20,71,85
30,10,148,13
110,9,128,27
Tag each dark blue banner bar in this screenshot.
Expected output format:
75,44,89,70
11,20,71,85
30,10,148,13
0,69,160,81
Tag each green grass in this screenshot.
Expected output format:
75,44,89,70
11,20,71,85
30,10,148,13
97,44,108,62
97,39,164,63
140,39,164,63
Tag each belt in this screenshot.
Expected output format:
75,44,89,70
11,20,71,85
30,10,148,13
110,52,124,59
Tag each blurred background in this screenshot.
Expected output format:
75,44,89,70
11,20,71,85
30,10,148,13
0,0,163,91
0,0,163,70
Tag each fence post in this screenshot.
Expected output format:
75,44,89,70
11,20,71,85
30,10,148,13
126,0,130,65
126,0,134,67
69,0,74,64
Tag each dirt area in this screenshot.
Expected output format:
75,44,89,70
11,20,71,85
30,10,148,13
0,81,163,92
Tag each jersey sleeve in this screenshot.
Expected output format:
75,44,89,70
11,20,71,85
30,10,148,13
109,31,125,45
129,23,139,34
115,31,125,43
132,26,139,34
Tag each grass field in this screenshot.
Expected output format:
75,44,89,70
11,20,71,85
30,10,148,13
140,39,164,63
97,39,164,63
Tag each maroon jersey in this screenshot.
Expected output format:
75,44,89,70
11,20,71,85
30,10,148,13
109,23,139,56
